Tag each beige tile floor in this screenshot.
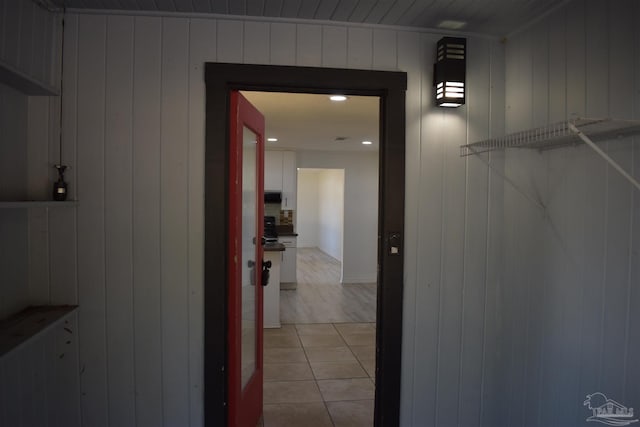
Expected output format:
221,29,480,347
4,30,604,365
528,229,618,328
259,322,376,427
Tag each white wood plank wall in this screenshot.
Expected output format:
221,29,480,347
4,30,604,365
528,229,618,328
502,0,640,425
0,312,81,427
0,0,62,92
46,11,505,427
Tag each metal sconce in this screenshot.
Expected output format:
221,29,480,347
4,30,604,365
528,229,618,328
434,37,466,107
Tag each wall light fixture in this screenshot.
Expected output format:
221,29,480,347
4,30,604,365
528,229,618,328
433,37,466,108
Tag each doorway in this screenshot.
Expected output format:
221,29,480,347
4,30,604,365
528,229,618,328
204,63,406,426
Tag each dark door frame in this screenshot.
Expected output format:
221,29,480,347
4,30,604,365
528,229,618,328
204,63,407,426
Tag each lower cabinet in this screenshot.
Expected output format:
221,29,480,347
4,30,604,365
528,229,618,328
279,236,297,285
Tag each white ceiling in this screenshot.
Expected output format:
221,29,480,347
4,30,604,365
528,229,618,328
241,91,379,152
50,0,562,37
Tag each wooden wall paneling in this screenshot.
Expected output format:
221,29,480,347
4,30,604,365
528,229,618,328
26,97,51,305
480,40,505,427
217,20,243,64
2,351,21,426
31,5,47,85
458,37,491,427
49,13,78,306
104,15,136,427
20,340,38,427
372,29,396,70
579,0,608,400
18,0,33,76
269,22,296,65
132,15,164,427
627,2,640,406
547,10,582,426
565,0,585,117
160,17,191,427
435,81,468,427
3,0,21,68
52,312,81,426
531,21,549,128
296,24,322,66
0,85,28,198
530,19,558,427
243,21,270,64
0,0,5,59
548,9,566,122
321,26,347,68
346,27,372,70
189,17,217,427
76,13,108,427
0,84,28,318
395,29,421,426
0,358,5,426
503,28,532,427
600,0,634,399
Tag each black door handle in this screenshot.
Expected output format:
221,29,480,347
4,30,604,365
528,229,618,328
261,260,272,286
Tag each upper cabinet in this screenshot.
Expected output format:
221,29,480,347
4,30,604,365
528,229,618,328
265,151,284,191
264,150,297,210
281,151,296,210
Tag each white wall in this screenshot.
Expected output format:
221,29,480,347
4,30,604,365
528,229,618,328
317,169,344,263
499,1,640,426
297,152,377,283
43,11,505,427
296,169,320,248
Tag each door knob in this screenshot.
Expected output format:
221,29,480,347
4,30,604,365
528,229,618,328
261,260,272,286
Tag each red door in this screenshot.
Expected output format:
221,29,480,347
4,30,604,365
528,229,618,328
228,91,266,427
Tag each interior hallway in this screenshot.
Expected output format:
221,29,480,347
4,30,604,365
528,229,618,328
260,247,377,426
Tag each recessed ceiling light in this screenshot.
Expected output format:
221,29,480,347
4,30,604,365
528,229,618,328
329,95,347,102
437,20,467,30
267,137,278,142
362,140,373,145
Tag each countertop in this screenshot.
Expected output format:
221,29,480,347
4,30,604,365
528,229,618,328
264,243,286,252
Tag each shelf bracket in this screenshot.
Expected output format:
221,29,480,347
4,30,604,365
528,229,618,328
568,123,640,192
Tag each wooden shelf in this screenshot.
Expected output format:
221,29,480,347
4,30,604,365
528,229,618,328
0,200,78,209
0,305,78,359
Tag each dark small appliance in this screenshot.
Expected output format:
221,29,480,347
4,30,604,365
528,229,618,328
264,216,278,243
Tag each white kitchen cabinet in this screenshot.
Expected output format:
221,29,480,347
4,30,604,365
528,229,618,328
281,151,297,210
279,236,297,284
264,150,283,191
264,150,297,211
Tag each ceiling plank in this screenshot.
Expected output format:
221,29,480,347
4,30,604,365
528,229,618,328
190,0,212,13
314,0,340,20
298,0,322,19
280,0,301,17
263,0,284,16
365,0,397,24
330,0,359,21
347,0,377,22
247,0,266,15
210,0,228,14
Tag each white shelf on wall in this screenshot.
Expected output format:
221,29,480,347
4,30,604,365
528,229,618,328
0,200,78,209
461,117,640,194
0,305,78,359
460,117,640,156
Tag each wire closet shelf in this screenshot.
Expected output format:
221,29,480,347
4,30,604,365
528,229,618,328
460,117,640,157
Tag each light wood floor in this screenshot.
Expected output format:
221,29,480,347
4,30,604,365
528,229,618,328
280,248,377,324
